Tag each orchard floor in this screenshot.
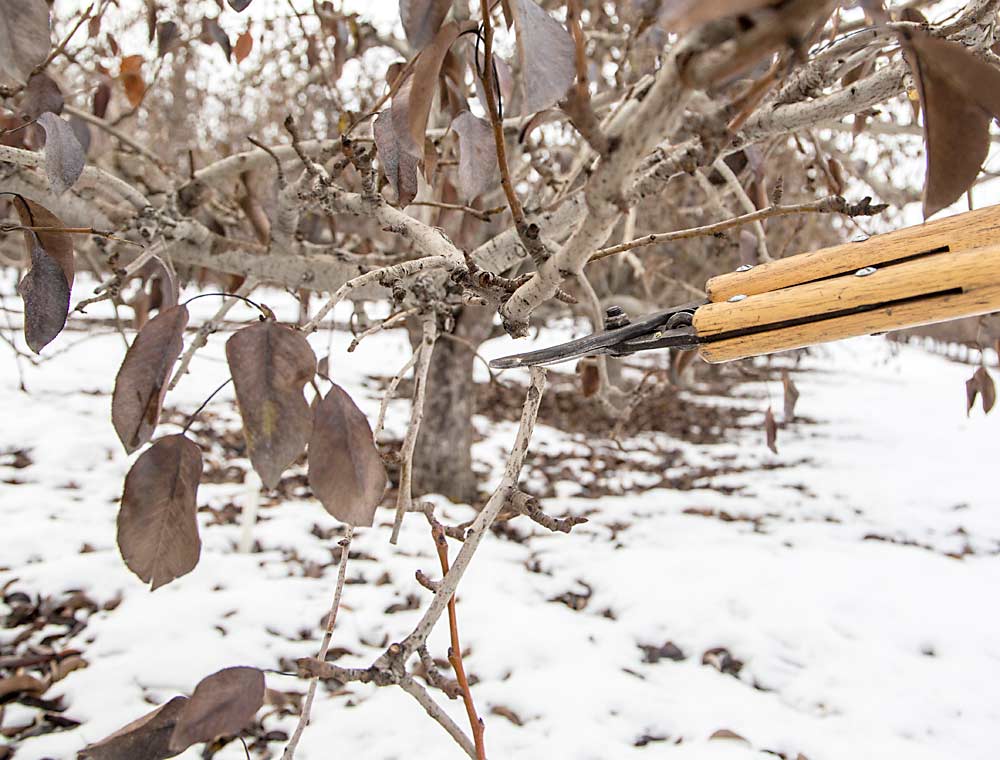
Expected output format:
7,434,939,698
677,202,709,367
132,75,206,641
1,289,999,760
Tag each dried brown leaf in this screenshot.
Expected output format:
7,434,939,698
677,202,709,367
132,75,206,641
80,696,188,760
93,79,112,118
764,407,777,453
577,357,600,398
400,0,452,49
0,673,47,699
22,72,64,119
156,21,180,58
512,0,576,114
169,667,265,751
393,20,465,157
308,383,388,527
202,17,231,61
900,30,1000,218
226,321,317,489
18,233,69,354
120,55,146,108
112,305,190,454
37,112,85,195
117,435,203,590
966,366,996,415
781,369,800,422
234,30,253,63
13,197,75,287
0,0,51,83
452,111,500,201
373,110,419,207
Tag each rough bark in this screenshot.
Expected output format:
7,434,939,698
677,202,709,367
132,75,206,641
411,306,494,503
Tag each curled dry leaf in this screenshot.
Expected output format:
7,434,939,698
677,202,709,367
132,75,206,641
120,54,146,108
512,0,576,114
93,79,112,118
373,110,419,207
781,368,800,422
308,383,388,527
900,30,1000,218
234,30,253,63
400,0,452,49
22,72,64,119
764,407,777,453
169,666,265,752
18,233,70,354
0,0,51,83
393,20,466,157
226,320,317,489
117,434,203,590
112,305,190,453
156,21,180,58
577,357,601,398
80,696,189,760
966,366,996,416
202,17,231,61
37,112,85,195
452,110,500,202
13,197,75,287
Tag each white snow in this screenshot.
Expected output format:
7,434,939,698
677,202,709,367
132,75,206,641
2,286,999,760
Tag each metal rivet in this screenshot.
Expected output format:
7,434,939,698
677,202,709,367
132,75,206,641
855,266,877,277
735,264,754,272
728,294,748,302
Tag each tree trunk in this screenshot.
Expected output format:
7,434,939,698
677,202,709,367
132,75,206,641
411,307,494,503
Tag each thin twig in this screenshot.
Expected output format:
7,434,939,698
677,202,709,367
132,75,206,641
0,224,139,246
375,351,419,442
390,318,438,544
477,0,550,267
408,201,505,222
347,307,416,352
398,675,477,759
431,523,486,760
589,196,888,262
389,366,546,659
282,525,355,760
712,156,771,262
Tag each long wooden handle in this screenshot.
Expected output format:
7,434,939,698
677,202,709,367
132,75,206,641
704,204,1000,302
695,245,1000,363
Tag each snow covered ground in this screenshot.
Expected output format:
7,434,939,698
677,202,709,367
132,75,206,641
2,289,999,760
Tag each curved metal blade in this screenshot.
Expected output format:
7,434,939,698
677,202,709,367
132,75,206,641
488,302,704,369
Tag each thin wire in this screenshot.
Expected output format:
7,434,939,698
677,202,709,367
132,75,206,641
181,291,268,317
182,377,233,434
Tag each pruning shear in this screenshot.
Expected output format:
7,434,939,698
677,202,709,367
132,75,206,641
490,204,1000,369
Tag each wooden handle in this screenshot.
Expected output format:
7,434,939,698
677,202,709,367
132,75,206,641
698,285,1000,362
694,245,1000,363
705,204,1000,302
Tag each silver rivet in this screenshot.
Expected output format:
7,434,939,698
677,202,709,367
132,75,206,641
735,264,753,272
855,266,876,277
728,294,748,302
